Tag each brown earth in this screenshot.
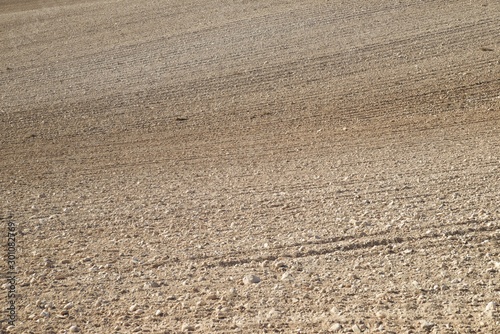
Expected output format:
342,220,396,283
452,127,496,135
1,0,500,333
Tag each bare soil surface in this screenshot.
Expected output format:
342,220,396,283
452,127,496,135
1,0,500,333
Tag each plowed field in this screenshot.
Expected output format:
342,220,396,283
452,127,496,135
1,0,499,333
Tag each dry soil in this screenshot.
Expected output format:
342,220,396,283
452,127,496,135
1,0,500,333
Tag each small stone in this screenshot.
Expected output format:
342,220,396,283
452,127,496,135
485,302,496,317
227,287,237,297
63,302,74,310
267,308,281,319
216,308,229,319
144,281,160,289
281,272,293,281
206,292,218,300
485,301,496,311
349,273,359,280
242,274,260,285
166,295,176,300
420,320,435,331
155,309,163,316
330,323,342,332
129,304,138,312
330,306,340,314
181,323,194,332
274,261,287,269
69,325,80,333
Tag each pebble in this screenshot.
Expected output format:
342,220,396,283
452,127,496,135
242,274,260,285
216,308,229,319
274,261,287,269
144,281,160,289
69,325,80,333
267,308,280,319
63,302,74,310
181,323,194,332
206,292,218,300
155,309,163,316
330,323,342,332
420,320,435,330
352,324,362,333
281,272,293,281
129,304,138,312
485,302,496,317
227,287,237,297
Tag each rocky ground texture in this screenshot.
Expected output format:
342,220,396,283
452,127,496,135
1,0,499,333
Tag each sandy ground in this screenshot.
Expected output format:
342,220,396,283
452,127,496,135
1,0,500,333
